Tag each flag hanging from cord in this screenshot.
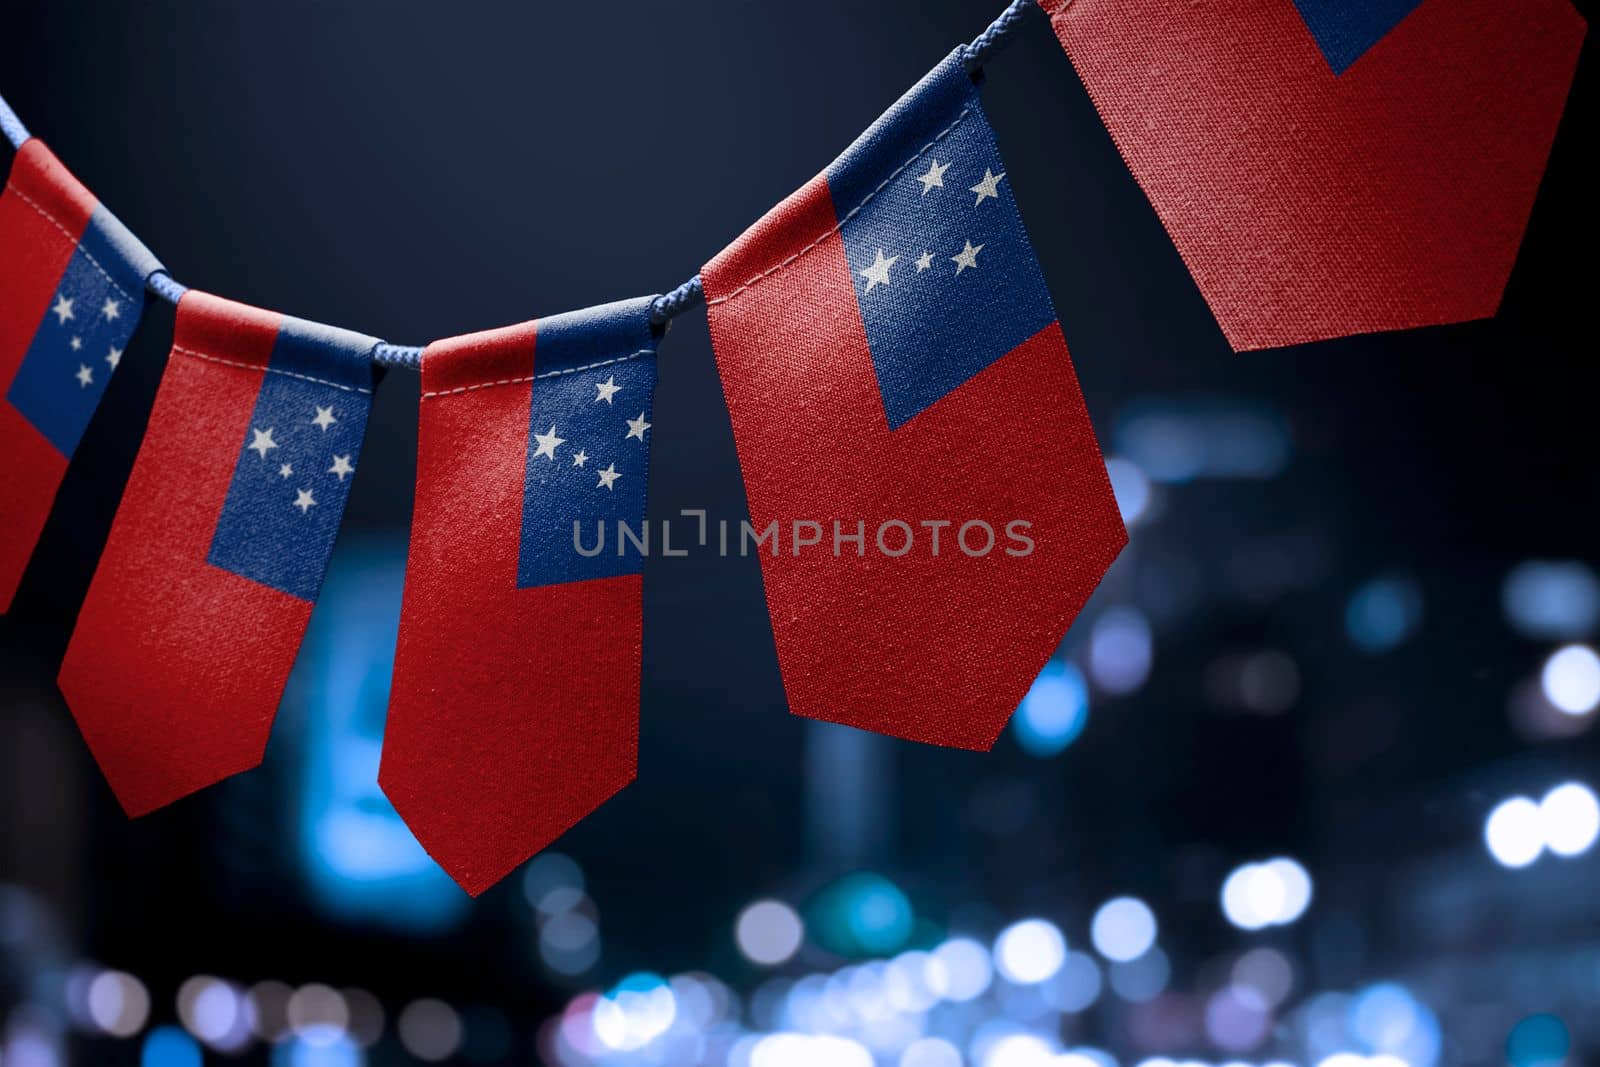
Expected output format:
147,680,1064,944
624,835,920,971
59,291,377,816
701,48,1126,752
0,140,162,610
1040,0,1585,350
381,297,658,896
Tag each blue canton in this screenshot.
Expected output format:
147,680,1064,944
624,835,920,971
1291,0,1426,74
517,297,659,589
829,51,1056,430
207,319,377,601
7,206,158,456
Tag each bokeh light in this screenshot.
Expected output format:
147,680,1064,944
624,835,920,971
736,899,805,966
1089,897,1157,962
1538,781,1600,857
1540,645,1600,715
1089,608,1154,695
1107,946,1169,1002
1485,796,1546,868
592,973,675,1052
397,999,462,1062
1221,857,1313,928
286,985,348,1048
1506,1013,1570,1067
140,1026,201,1067
900,1036,963,1067
1012,661,1090,758
1503,561,1600,639
87,970,150,1038
1345,575,1423,652
994,919,1066,985
931,938,993,1002
1104,456,1153,525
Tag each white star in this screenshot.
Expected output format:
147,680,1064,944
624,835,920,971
249,427,278,458
951,239,984,274
70,336,83,351
596,463,621,490
594,376,621,404
532,424,565,461
328,454,354,480
915,250,934,272
293,488,317,514
312,405,337,431
915,158,950,195
572,450,589,468
101,298,121,320
52,295,74,324
75,364,94,388
279,463,294,478
625,412,651,442
970,167,1006,206
105,345,123,368
858,248,898,293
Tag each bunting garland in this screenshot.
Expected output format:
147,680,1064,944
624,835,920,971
0,0,1582,894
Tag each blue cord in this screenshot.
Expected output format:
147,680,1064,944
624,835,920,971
964,0,1036,71
1,93,29,149
0,0,1029,369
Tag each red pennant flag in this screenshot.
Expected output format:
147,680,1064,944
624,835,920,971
60,291,377,815
380,299,658,896
1,140,161,609
1041,0,1585,350
700,51,1125,751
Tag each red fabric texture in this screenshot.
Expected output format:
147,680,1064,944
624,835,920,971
380,322,641,897
58,291,311,816
1042,0,1585,350
0,141,96,610
702,175,1126,752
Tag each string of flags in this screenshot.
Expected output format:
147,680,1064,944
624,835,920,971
0,0,1583,895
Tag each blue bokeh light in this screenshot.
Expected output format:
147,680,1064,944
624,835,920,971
1345,575,1423,653
1506,1013,1570,1067
807,873,915,958
1013,661,1089,757
141,1026,201,1067
288,538,468,931
271,1036,363,1067
1503,561,1600,639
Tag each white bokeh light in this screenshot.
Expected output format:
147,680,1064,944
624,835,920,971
1541,645,1600,715
1089,897,1157,962
981,1033,1056,1067
736,900,805,966
900,1036,963,1067
931,938,994,1002
87,970,149,1038
1221,858,1312,929
1485,796,1546,868
1540,782,1600,857
994,920,1067,985
1265,857,1312,923
754,1033,872,1067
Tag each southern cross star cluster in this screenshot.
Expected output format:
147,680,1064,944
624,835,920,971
6,259,144,458
855,161,1007,295
49,290,129,388
242,403,355,517
527,373,651,494
515,351,658,589
831,117,1056,430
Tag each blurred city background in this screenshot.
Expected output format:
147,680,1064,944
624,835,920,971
1,1,1594,1065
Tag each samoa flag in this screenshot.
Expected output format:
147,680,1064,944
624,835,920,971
0,140,162,610
381,297,658,896
59,291,377,816
701,50,1126,752
1041,0,1586,350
